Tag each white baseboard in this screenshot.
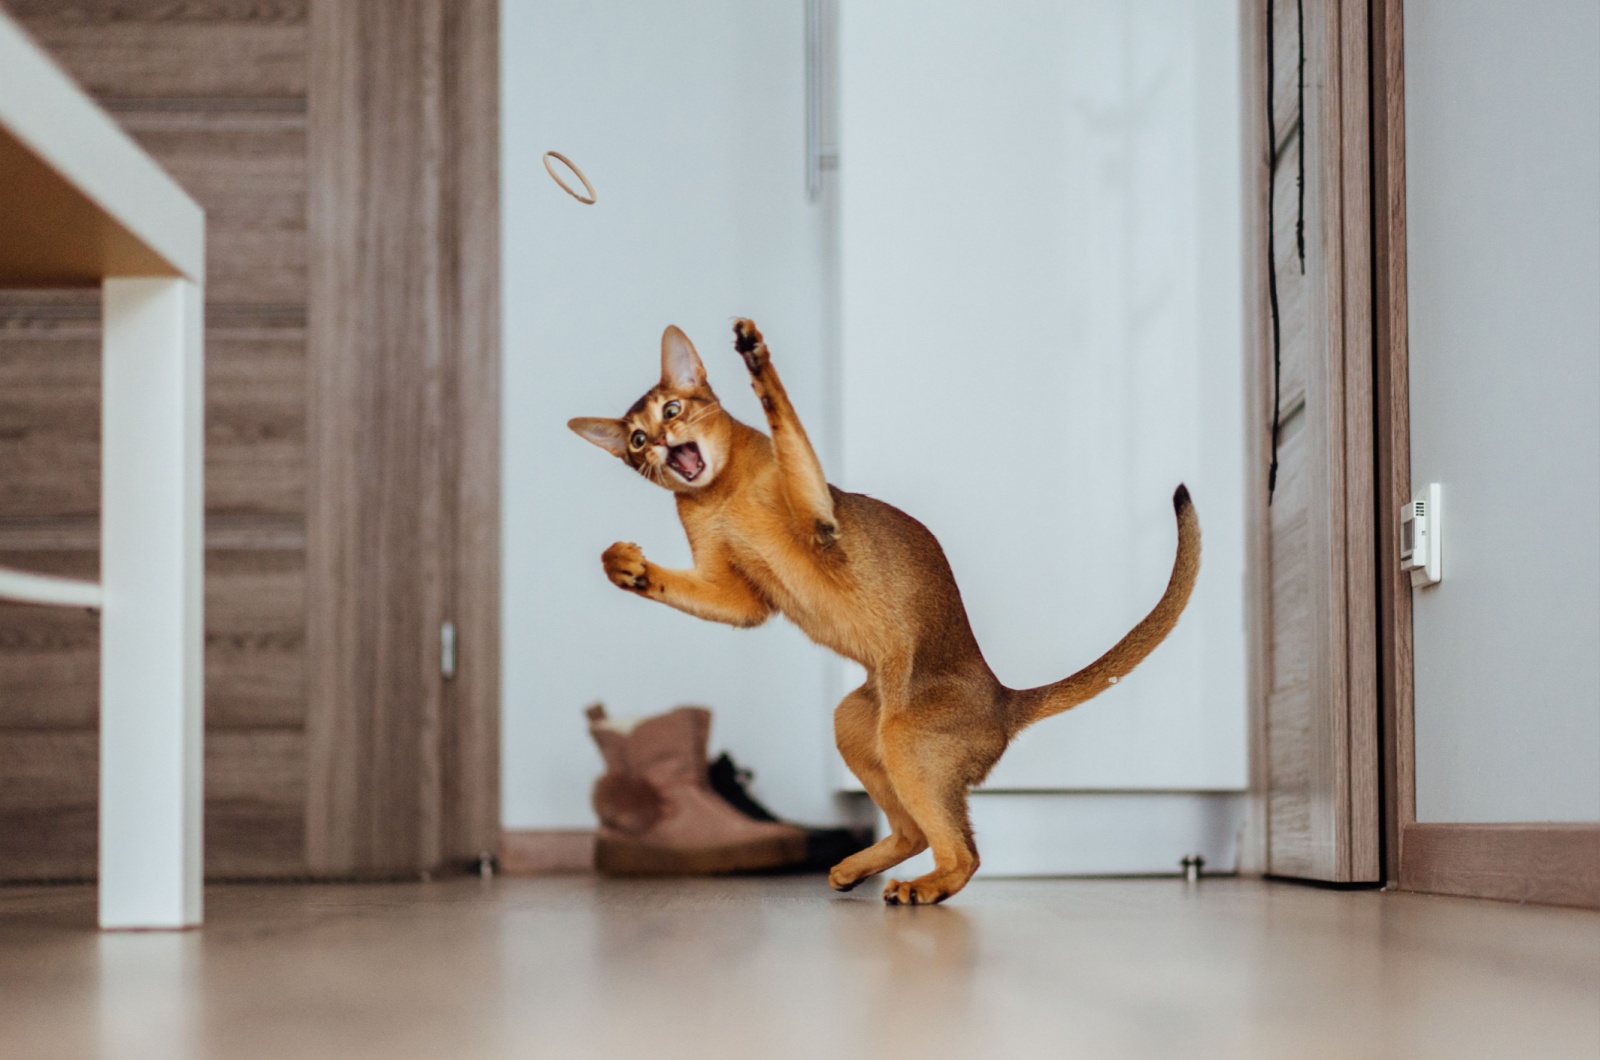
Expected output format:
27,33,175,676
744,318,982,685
882,791,1247,878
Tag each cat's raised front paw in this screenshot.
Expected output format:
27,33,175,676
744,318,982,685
732,318,768,377
601,541,649,592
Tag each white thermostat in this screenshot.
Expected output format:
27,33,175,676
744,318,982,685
1400,483,1442,587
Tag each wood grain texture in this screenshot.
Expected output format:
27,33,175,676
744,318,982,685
305,0,448,875
204,319,307,517
0,729,305,880
1260,0,1380,883
205,550,305,730
1314,0,1351,882
0,730,97,879
0,311,306,519
205,728,306,878
1401,824,1600,909
1371,0,1414,887
0,548,304,878
1265,0,1338,880
0,309,100,519
0,551,99,730
2,1,304,16
0,0,313,879
115,107,307,307
15,11,306,100
1,0,499,881
297,0,499,877
1336,0,1380,883
0,548,303,731
438,0,501,867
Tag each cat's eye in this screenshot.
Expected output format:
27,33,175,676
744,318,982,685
630,430,648,450
662,401,682,420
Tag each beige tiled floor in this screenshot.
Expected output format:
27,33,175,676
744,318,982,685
1,875,1596,1060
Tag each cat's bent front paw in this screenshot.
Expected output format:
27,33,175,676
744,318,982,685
732,318,768,376
601,541,649,592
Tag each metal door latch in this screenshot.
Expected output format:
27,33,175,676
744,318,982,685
440,620,457,680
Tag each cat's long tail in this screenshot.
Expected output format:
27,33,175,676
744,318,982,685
1006,484,1201,734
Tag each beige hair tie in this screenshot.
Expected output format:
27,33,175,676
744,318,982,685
543,150,597,204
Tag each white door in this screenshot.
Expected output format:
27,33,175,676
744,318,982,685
837,0,1250,874
501,0,839,831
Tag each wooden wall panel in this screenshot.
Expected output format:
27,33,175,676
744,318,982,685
206,729,305,878
0,0,313,880
0,312,307,520
0,731,97,879
0,0,497,881
206,550,305,730
0,546,308,878
115,108,308,308
206,318,307,517
0,551,307,732
0,309,100,519
0,552,98,730
0,729,307,880
8,0,307,100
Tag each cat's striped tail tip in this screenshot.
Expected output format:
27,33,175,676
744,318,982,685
1173,483,1192,511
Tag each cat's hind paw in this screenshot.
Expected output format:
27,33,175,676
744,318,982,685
601,541,650,592
732,318,768,377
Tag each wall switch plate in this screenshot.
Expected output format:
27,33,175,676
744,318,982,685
1400,483,1442,587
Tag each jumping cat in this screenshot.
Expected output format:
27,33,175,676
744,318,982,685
569,321,1200,904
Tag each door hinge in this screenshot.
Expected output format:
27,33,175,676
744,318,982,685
440,620,458,680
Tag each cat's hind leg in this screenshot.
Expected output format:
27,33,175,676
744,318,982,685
878,715,989,905
828,685,928,891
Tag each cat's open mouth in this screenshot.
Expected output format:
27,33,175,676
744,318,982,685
667,441,705,482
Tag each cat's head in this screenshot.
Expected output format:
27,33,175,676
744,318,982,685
568,325,731,493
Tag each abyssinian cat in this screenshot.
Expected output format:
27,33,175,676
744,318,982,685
569,320,1200,904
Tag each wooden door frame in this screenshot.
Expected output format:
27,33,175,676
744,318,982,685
1243,0,1381,884
305,0,500,877
1371,0,1599,909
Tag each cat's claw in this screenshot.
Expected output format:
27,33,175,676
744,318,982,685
601,541,650,593
732,318,768,377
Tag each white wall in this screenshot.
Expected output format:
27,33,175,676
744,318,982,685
501,1,841,828
1405,0,1600,822
837,0,1249,793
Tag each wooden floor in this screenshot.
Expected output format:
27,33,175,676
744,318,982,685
1,876,1596,1060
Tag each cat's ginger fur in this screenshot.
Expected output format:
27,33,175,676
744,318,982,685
569,321,1201,904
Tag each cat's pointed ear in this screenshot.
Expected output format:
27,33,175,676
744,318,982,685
660,325,706,389
568,417,629,457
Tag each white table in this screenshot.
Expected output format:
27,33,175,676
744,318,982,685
0,10,205,930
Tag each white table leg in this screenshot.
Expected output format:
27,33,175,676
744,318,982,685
99,277,204,930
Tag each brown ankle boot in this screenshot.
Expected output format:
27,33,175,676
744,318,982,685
586,704,806,875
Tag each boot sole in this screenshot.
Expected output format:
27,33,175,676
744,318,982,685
595,832,806,876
